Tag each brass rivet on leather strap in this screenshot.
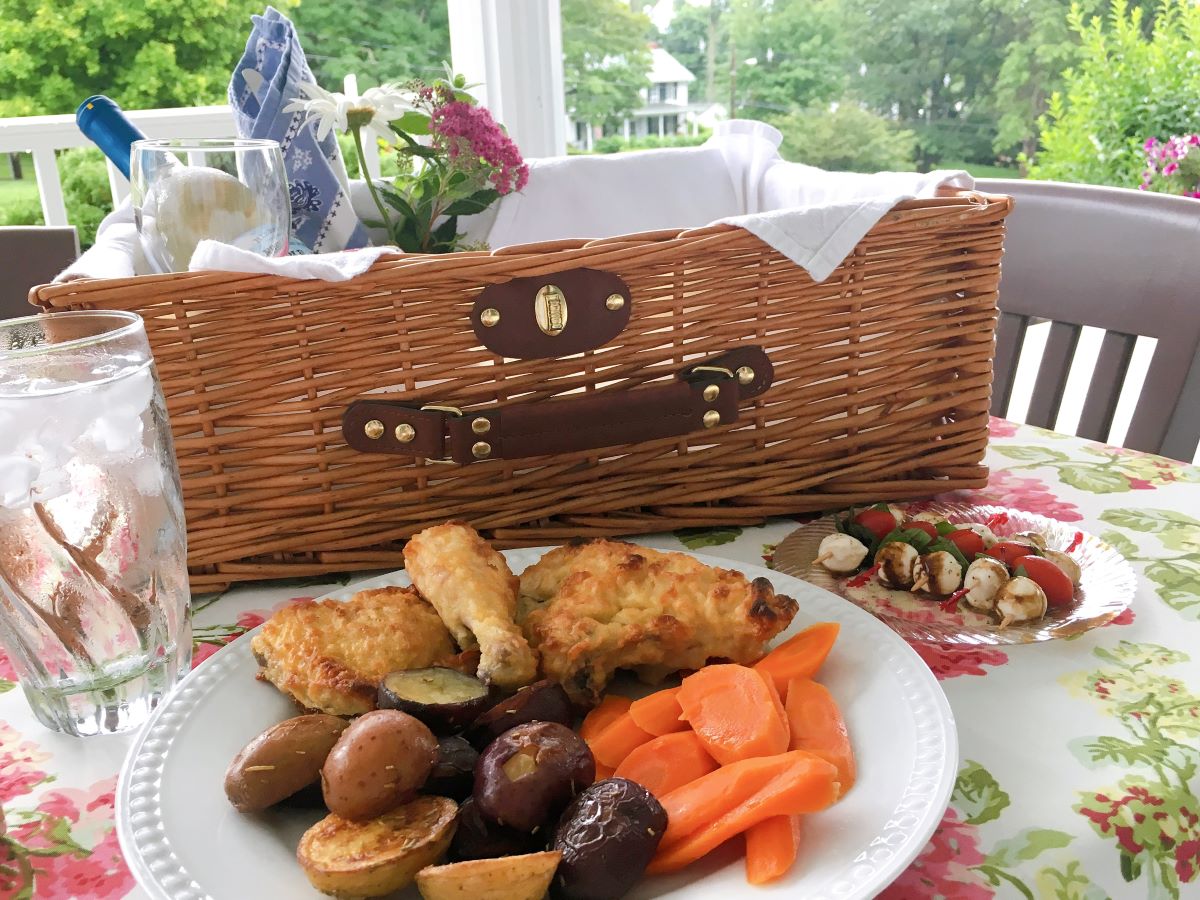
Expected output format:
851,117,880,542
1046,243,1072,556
471,417,491,435
736,366,755,385
605,293,625,311
395,423,416,443
480,308,501,327
364,419,385,439
472,441,492,459
703,410,721,429
703,384,720,402
534,284,568,336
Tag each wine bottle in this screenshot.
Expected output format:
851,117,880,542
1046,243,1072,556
75,96,146,180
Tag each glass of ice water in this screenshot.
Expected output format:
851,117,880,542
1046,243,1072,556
131,138,290,273
0,311,191,736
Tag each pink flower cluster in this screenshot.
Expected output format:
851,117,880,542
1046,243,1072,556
431,100,529,195
879,807,992,899
1141,134,1200,198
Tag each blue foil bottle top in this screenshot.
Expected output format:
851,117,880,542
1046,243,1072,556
76,96,147,180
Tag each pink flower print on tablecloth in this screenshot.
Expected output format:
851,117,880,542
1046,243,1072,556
4,776,135,900
937,468,1084,521
988,416,1021,438
878,807,992,899
0,647,16,683
911,642,1009,680
0,721,50,803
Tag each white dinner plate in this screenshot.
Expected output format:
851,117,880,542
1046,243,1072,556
117,548,957,900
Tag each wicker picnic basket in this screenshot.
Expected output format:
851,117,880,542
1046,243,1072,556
33,190,1011,591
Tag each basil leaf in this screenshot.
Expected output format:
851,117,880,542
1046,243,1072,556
935,521,957,536
1014,564,1028,578
877,527,933,553
927,538,970,571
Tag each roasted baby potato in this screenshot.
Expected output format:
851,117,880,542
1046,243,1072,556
378,668,493,734
416,850,562,900
322,710,438,821
450,797,543,862
224,714,348,813
468,680,574,749
552,778,667,900
475,722,595,832
426,736,480,802
297,795,458,897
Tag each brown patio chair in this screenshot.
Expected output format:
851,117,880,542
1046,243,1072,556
977,178,1200,462
0,226,79,321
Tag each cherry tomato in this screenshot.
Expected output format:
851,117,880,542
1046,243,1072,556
987,541,1036,568
853,508,899,541
945,529,985,560
1017,556,1075,607
903,520,939,540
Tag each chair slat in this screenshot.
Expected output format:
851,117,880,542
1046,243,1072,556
1025,321,1080,429
1126,334,1199,457
1076,330,1136,443
990,311,1027,417
1160,352,1200,462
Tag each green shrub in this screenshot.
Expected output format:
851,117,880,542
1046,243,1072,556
1028,0,1200,187
0,195,44,227
586,130,712,154
768,104,917,172
58,148,112,249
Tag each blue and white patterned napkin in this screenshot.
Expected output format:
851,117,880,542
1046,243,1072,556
228,5,369,253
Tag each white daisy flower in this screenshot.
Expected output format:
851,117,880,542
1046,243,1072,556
282,82,354,142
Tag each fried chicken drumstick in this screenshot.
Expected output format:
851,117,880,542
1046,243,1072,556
404,522,539,690
519,540,799,705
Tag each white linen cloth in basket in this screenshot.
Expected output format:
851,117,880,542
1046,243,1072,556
59,120,972,285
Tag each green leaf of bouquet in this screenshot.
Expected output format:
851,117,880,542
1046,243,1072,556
984,828,1074,869
443,188,501,217
993,445,1070,464
1058,465,1131,494
953,760,1010,825
432,215,459,245
392,111,430,135
674,526,743,549
1099,530,1140,558
1100,508,1199,533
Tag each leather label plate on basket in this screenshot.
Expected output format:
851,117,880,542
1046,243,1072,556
471,268,632,359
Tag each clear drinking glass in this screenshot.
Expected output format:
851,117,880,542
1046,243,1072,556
131,137,290,273
0,311,191,736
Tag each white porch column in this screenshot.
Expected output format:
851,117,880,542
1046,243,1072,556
448,0,567,159
623,119,630,141
657,116,664,138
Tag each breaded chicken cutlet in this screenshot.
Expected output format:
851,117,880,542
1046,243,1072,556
520,539,798,705
250,586,456,716
404,522,539,690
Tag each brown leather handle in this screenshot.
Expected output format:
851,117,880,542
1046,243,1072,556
343,346,773,464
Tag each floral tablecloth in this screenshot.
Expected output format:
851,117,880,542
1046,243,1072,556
2,418,1198,899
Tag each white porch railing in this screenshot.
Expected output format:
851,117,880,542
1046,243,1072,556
0,75,386,229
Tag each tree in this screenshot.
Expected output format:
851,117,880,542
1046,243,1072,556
660,0,730,103
0,0,283,116
769,104,917,171
561,0,653,127
1029,0,1200,187
291,1,449,89
839,0,1013,167
717,0,848,117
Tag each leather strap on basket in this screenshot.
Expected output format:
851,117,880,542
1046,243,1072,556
343,346,772,465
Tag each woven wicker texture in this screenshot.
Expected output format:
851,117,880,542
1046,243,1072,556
34,192,1011,590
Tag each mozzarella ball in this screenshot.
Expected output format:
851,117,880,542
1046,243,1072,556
1042,549,1082,586
996,576,1048,626
962,522,998,549
913,551,963,595
963,558,1009,612
816,533,869,574
876,542,919,589
1012,530,1048,552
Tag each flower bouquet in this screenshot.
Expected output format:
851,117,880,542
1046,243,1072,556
1139,134,1200,199
284,71,529,253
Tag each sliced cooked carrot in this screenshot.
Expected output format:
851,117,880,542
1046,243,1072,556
677,664,789,765
754,622,840,696
785,677,856,791
614,731,718,797
628,687,687,735
585,712,655,769
654,750,837,849
758,668,787,727
647,753,838,874
580,694,633,742
745,815,802,885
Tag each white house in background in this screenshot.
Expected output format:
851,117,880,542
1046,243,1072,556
568,46,716,151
